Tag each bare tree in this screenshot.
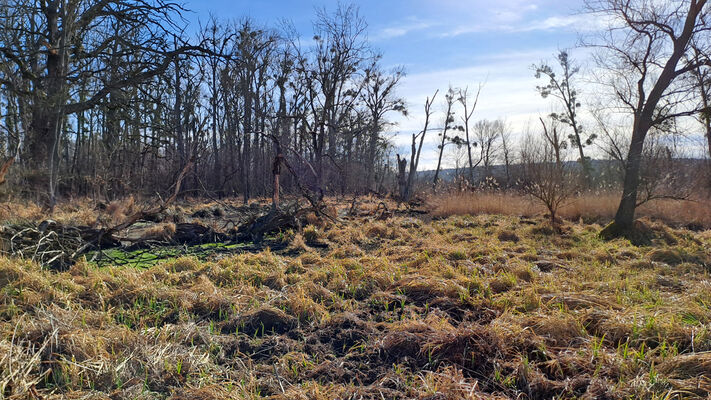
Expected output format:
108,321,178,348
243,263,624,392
458,84,483,182
474,119,503,179
500,122,513,186
0,3,411,205
534,51,594,181
433,87,462,190
0,0,206,208
519,134,579,227
691,46,711,162
293,4,370,199
198,16,232,194
361,60,406,191
539,116,567,168
402,90,438,201
587,0,711,234
230,19,278,203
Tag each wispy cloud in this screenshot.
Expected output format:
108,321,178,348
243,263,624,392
373,17,435,40
517,14,604,32
438,13,595,38
384,47,600,169
389,49,554,137
492,4,539,24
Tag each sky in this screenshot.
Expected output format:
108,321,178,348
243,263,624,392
184,0,608,168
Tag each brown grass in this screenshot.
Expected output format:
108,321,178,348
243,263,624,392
141,222,177,241
1,200,711,399
432,191,711,227
431,192,537,218
0,201,44,222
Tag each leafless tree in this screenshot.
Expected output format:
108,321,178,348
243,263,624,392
433,87,463,190
586,0,711,234
500,122,514,186
539,115,567,170
402,90,438,201
0,0,208,208
458,84,483,182
361,60,406,191
534,50,594,181
292,4,370,199
519,134,579,227
197,16,232,193
690,45,711,185
0,3,406,205
474,119,503,179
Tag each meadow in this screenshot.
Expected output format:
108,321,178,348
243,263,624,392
0,195,710,399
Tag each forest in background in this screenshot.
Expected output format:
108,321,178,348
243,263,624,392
0,1,710,233
0,2,409,205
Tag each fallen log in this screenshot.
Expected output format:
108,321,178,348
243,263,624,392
72,159,194,259
238,208,300,243
172,222,228,245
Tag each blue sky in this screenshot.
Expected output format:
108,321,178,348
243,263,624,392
185,1,606,168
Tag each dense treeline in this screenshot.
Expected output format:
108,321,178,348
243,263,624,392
0,1,404,205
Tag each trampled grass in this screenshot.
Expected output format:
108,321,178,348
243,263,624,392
1,200,710,399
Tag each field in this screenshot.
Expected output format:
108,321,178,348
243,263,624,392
1,196,711,399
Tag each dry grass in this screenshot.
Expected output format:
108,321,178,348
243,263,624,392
431,192,537,218
0,198,710,398
141,222,177,241
432,191,711,228
0,201,44,222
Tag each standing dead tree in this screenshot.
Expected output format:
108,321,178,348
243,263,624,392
458,84,483,183
396,154,408,200
361,60,406,192
402,90,438,202
539,116,567,168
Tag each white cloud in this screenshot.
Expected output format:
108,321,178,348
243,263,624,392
517,14,607,32
492,4,539,24
373,18,435,40
438,13,597,38
384,48,598,169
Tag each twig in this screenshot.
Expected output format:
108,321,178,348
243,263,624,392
273,364,286,394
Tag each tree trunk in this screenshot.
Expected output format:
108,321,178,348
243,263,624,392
465,121,474,183
366,121,379,191
609,0,704,232
174,55,185,165
432,136,446,190
396,154,407,200
614,122,647,229
242,75,253,204
211,66,221,194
